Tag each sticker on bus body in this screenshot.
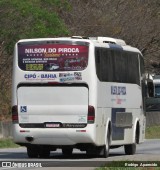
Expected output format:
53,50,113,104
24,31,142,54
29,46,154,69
59,72,74,82
74,72,82,80
20,106,27,112
111,86,126,95
24,73,57,80
59,72,82,82
78,116,87,123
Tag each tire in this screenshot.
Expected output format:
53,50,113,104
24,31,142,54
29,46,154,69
124,132,137,155
99,129,110,158
62,148,73,156
39,150,50,158
124,143,136,155
27,146,39,158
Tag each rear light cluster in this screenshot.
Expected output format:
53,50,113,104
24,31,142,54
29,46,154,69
12,105,18,123
12,105,94,124
87,105,95,124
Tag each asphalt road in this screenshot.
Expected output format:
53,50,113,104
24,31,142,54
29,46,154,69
0,139,160,170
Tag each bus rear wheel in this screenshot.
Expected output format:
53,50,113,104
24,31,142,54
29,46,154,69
99,129,110,158
124,127,139,155
39,148,50,158
124,131,137,155
124,143,136,155
27,145,39,158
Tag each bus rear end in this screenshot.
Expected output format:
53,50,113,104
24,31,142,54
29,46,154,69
12,39,96,157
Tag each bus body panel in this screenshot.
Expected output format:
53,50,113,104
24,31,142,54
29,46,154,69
17,86,88,124
97,82,142,108
96,81,145,145
12,124,96,145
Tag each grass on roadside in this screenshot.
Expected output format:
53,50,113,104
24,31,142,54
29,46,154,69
0,138,19,148
145,125,160,139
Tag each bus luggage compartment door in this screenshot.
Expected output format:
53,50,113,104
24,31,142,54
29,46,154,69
17,85,88,125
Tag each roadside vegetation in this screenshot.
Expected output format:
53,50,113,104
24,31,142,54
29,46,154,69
0,138,19,148
0,0,160,121
0,0,70,120
145,126,160,139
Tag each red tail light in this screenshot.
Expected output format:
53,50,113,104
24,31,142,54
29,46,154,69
87,105,95,124
12,105,18,123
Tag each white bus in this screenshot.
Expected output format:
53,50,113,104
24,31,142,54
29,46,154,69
12,36,146,158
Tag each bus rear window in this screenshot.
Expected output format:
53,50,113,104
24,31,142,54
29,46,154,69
18,42,89,71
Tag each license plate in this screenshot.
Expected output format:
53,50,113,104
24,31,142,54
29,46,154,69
45,123,60,128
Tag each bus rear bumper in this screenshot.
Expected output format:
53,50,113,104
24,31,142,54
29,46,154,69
12,124,96,146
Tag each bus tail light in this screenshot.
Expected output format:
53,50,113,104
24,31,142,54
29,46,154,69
87,105,95,124
12,105,18,123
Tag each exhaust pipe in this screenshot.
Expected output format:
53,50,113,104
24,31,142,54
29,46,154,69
25,136,34,142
